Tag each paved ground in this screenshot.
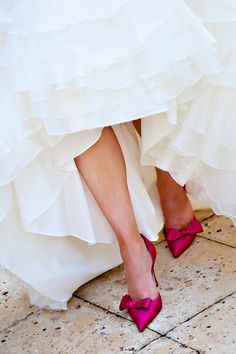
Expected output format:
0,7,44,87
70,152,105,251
1,210,236,354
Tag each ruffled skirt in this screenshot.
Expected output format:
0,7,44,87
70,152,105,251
0,0,222,308
141,0,236,224
0,120,163,309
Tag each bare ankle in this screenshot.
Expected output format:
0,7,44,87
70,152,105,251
164,202,194,229
159,188,194,229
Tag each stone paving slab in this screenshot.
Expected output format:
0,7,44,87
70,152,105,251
0,297,159,354
201,215,236,248
1,213,235,354
138,337,197,353
0,267,37,332
195,209,214,222
76,238,236,334
169,292,236,354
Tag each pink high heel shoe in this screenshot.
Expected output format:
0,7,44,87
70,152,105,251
165,217,203,258
119,235,162,332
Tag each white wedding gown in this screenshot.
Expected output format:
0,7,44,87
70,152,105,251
0,0,221,309
141,0,236,225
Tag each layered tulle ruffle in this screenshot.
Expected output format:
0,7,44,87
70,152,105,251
0,0,222,135
0,120,164,308
142,0,236,224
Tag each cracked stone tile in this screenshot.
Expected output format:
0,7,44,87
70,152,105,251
169,293,236,354
138,337,197,354
0,267,37,332
201,215,236,248
0,297,158,354
76,238,236,334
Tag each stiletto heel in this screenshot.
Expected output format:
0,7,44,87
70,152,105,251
141,235,158,287
119,235,162,332
165,217,203,258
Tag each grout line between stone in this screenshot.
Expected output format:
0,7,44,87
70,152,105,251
197,213,236,249
1,215,229,348
75,290,236,353
164,289,236,338
200,215,215,221
198,234,236,250
164,335,201,354
135,333,201,353
140,290,236,353
0,308,40,335
74,293,162,336
134,336,163,353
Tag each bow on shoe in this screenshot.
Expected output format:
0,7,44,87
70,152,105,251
166,218,203,242
119,295,152,311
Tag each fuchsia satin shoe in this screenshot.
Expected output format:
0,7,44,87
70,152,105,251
119,235,162,332
165,217,203,258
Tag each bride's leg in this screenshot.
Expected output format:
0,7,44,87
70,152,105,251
156,169,203,258
75,126,158,301
156,169,194,229
133,119,141,136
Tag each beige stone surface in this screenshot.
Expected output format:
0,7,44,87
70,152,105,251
138,337,197,354
169,293,236,354
195,209,214,222
0,267,37,332
201,215,236,248
77,238,236,334
1,214,236,354
0,297,158,354
157,231,165,243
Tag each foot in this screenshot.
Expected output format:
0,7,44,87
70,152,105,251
156,169,204,257
120,237,159,301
